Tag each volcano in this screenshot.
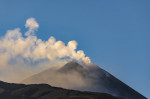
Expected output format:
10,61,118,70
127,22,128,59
23,61,147,99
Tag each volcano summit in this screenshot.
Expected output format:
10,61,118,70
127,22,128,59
23,61,147,99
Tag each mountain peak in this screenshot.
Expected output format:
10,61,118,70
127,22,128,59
22,61,147,99
58,61,84,72
65,60,79,66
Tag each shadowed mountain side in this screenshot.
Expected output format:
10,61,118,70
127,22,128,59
22,61,147,99
0,80,122,99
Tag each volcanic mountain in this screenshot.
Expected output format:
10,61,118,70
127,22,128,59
22,61,147,99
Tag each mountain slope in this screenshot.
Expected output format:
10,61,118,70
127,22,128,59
0,80,122,99
23,61,147,99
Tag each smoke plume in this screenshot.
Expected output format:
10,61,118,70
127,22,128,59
0,18,91,83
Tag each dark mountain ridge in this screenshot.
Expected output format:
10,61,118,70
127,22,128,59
0,80,122,99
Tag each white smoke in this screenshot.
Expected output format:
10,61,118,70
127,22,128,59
0,18,91,65
0,18,91,82
25,18,39,36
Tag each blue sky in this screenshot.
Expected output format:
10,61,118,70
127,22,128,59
0,0,150,98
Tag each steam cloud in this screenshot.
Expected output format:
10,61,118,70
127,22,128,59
0,18,91,82
25,18,39,36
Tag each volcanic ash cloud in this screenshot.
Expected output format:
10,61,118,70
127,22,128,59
0,18,91,82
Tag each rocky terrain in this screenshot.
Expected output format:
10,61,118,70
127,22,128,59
0,80,122,99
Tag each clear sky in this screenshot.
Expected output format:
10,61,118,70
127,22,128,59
0,0,149,98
